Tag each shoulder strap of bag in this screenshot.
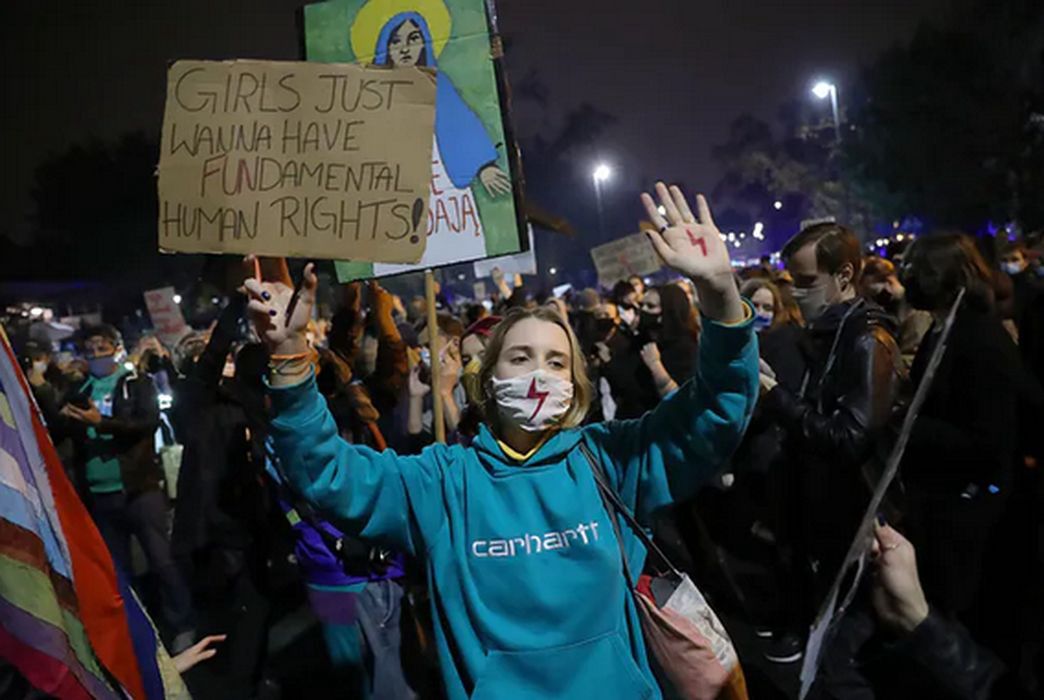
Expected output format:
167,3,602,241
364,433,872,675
578,441,682,579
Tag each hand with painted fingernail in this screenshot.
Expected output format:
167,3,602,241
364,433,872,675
639,184,743,323
243,255,317,361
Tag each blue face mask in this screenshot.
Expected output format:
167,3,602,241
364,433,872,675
87,354,119,377
753,312,774,332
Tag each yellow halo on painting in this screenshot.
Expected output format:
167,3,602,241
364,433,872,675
350,0,452,63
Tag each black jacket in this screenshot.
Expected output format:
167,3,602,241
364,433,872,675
172,297,269,558
602,326,659,419
66,369,162,499
810,606,1004,700
903,306,1022,494
763,300,902,571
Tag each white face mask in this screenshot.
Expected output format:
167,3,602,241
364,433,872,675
490,369,574,433
618,307,637,328
791,273,844,324
1001,261,1023,276
790,284,829,324
32,360,48,376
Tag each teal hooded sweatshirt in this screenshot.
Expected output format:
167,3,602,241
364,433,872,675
269,312,759,699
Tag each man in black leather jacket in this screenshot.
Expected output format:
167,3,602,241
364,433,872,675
759,223,902,609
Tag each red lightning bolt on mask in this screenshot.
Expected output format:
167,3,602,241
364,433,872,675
526,377,550,421
490,370,575,432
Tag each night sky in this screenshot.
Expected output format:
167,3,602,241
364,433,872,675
2,0,950,257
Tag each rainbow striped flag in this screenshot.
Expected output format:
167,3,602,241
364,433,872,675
0,325,189,699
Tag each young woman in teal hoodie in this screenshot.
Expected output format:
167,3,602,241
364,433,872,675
245,184,760,700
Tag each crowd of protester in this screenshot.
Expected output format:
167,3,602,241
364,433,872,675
11,186,1044,699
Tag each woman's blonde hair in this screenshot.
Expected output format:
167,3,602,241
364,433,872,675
471,307,593,430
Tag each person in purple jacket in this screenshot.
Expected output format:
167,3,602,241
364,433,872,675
265,460,415,700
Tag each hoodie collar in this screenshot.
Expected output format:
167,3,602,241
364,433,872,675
472,423,585,475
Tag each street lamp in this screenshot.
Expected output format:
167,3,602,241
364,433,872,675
592,163,612,236
811,80,841,143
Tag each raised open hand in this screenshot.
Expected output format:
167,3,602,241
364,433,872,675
640,184,743,323
243,256,317,357
641,183,732,283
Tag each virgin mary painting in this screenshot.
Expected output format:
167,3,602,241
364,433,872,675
352,0,512,200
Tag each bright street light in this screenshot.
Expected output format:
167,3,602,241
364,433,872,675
549,267,558,276
810,79,841,142
592,163,612,236
811,81,834,100
172,294,182,304
773,200,783,210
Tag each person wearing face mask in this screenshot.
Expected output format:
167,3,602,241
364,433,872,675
611,280,641,331
244,184,759,700
859,256,933,369
637,286,701,399
601,283,664,419
739,279,806,395
759,223,902,616
60,324,195,651
998,243,1043,330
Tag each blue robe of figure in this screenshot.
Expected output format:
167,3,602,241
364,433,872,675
374,11,498,190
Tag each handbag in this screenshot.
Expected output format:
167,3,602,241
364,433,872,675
579,443,748,700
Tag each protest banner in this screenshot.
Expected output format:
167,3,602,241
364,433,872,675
590,232,663,287
143,287,191,348
798,289,966,698
304,0,528,281
157,59,436,263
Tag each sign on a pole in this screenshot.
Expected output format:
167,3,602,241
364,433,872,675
143,287,191,348
304,0,528,280
590,232,663,287
157,59,436,263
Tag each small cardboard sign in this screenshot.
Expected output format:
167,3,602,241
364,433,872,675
157,59,436,263
143,287,191,348
590,232,663,287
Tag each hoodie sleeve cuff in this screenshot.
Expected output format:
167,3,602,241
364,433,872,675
699,299,756,359
266,370,325,429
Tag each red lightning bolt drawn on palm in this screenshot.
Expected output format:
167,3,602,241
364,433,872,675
685,228,708,256
526,378,550,421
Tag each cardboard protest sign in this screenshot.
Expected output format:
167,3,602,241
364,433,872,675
143,287,191,348
158,59,436,263
304,0,527,280
590,232,663,287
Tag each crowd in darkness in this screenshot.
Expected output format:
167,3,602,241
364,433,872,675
15,187,1044,698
